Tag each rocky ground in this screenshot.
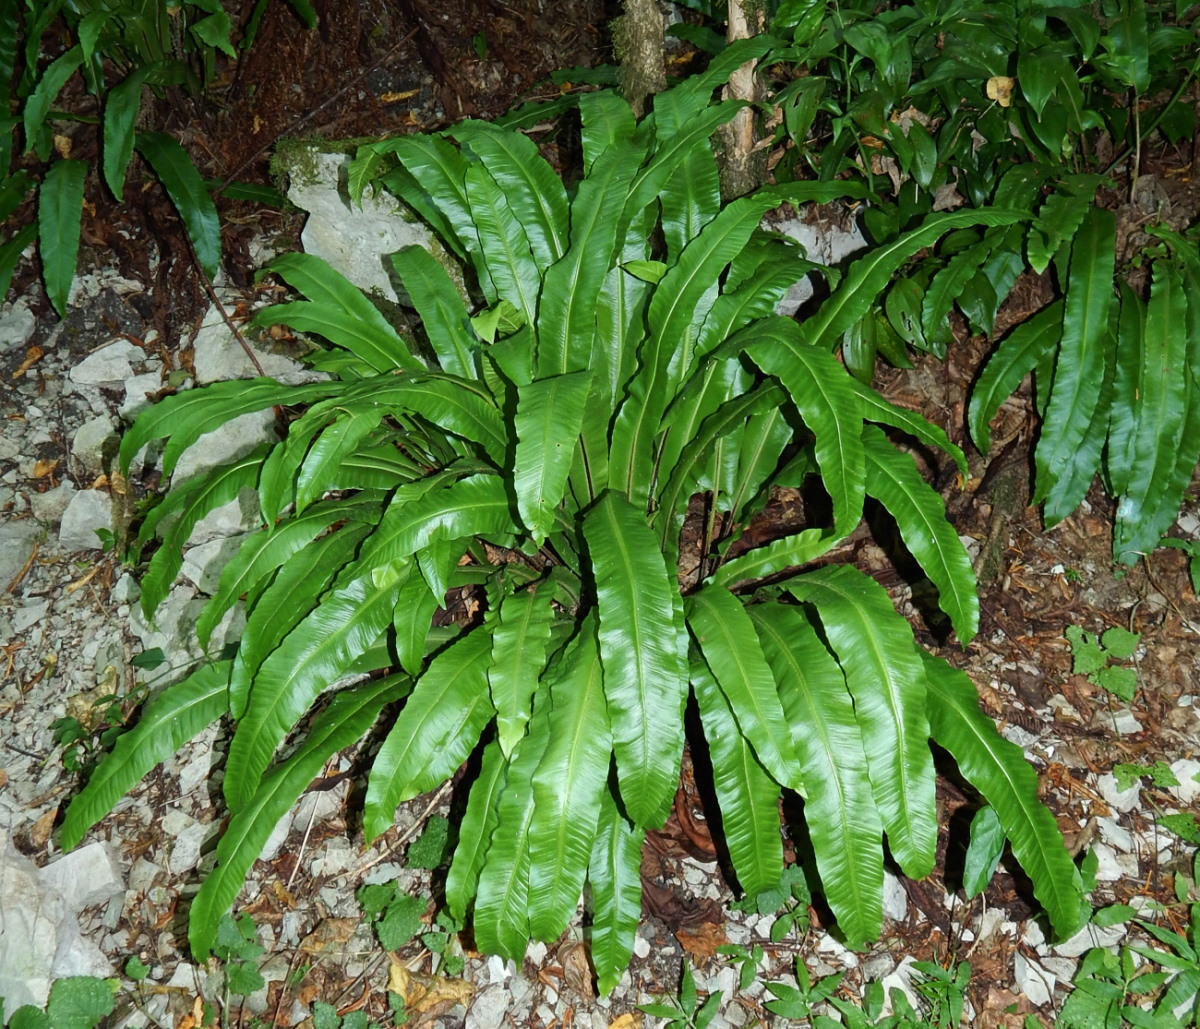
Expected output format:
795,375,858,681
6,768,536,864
2,5,1200,1027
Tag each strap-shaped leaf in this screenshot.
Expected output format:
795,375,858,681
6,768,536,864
136,132,221,279
61,660,231,850
728,407,793,526
196,494,382,650
139,446,270,619
710,527,840,589
352,473,515,571
538,136,646,378
611,193,780,502
861,425,978,643
660,141,721,260
225,560,410,810
464,162,542,328
364,627,495,838
252,252,423,373
803,209,1024,350
580,91,636,172
38,158,86,316
588,786,645,997
686,584,801,791
229,523,370,718
474,686,552,962
653,36,772,136
513,371,592,543
968,301,1064,454
120,378,340,477
190,674,409,959
389,245,477,380
24,46,83,152
739,318,865,534
528,614,612,940
1107,281,1146,498
585,491,686,828
103,65,156,199
919,649,1085,938
1113,260,1189,562
691,657,784,898
920,234,995,339
750,604,884,948
295,407,385,513
850,377,967,477
446,738,508,922
489,582,555,757
1027,174,1103,274
451,120,569,269
0,223,37,301
1033,206,1115,513
392,547,448,675
787,565,936,878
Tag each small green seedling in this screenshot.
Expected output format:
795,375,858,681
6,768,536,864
405,816,452,870
732,864,811,943
212,913,266,996
638,961,722,1029
1113,761,1180,792
763,958,844,1021
1,977,118,1029
356,880,426,952
1065,624,1141,702
715,943,765,992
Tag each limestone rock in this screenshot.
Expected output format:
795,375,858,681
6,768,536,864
70,340,143,388
71,416,118,477
59,489,113,550
30,480,77,527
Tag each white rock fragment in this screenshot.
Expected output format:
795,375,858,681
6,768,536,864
466,984,512,1029
39,841,124,911
0,299,36,352
12,600,49,636
29,480,76,526
1014,952,1055,1007
120,372,162,421
879,955,922,1013
1096,816,1134,852
1168,759,1200,804
181,535,248,595
882,869,908,922
72,416,118,477
59,489,113,550
633,933,651,959
70,340,143,387
1091,842,1132,882
0,520,39,589
773,213,868,315
1054,921,1126,958
1098,772,1143,813
192,304,321,386
171,411,276,484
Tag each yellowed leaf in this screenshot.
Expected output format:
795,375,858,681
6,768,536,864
608,1015,643,1029
387,959,473,1015
53,134,72,158
675,921,728,960
33,458,58,479
986,76,1014,107
31,806,58,847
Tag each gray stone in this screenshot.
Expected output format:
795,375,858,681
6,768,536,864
774,212,868,316
12,600,49,636
1014,953,1054,1008
1053,921,1126,958
70,340,144,387
39,842,124,912
285,149,444,304
882,869,908,922
168,819,211,875
127,857,162,894
465,985,511,1029
181,535,248,594
186,489,262,548
171,410,276,483
193,304,321,386
59,489,113,550
1097,772,1143,813
120,372,163,421
111,573,140,605
30,480,77,526
0,521,38,591
1169,759,1200,804
0,299,36,353
72,416,118,477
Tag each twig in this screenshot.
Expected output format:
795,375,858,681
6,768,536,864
349,778,456,878
5,539,38,594
185,240,266,378
286,792,321,890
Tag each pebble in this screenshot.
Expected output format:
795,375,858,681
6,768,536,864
1014,952,1054,1007
466,985,511,1029
70,340,143,387
29,480,76,525
59,489,113,550
1097,772,1143,813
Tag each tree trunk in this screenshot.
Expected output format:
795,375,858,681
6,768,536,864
613,0,666,118
719,0,767,199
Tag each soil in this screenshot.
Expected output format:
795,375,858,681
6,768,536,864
2,5,1199,1028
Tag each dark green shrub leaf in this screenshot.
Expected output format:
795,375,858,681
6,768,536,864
23,47,84,152
46,977,115,1029
38,158,87,316
135,132,220,279
963,804,1005,898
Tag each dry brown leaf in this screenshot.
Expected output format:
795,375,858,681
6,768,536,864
272,880,296,908
388,959,474,1016
298,917,357,956
608,1014,643,1029
0,769,8,789
33,458,58,479
12,346,44,380
560,940,594,999
177,994,205,1029
31,806,58,847
986,76,1014,107
675,921,727,960
53,134,72,158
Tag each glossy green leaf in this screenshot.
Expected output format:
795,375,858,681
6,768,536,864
513,371,591,543
963,804,1005,898
0,223,36,301
528,614,612,941
190,675,408,959
691,657,784,898
295,407,384,513
1027,175,1103,275
803,209,1024,349
686,584,801,791
37,158,86,317
135,132,220,279
364,627,494,838
464,162,541,327
139,446,270,619
579,90,636,172
968,301,1064,453
389,245,476,379
588,787,645,996
850,377,967,477
750,603,884,948
1034,206,1115,518
445,738,507,923
228,523,370,719
787,565,936,878
451,119,568,268
60,661,231,849
919,650,1085,938
24,47,83,152
224,561,410,810
585,491,686,828
489,582,555,758
861,426,978,643
1107,280,1146,499
103,65,154,199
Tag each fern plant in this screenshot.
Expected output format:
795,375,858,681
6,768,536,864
60,65,1085,990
